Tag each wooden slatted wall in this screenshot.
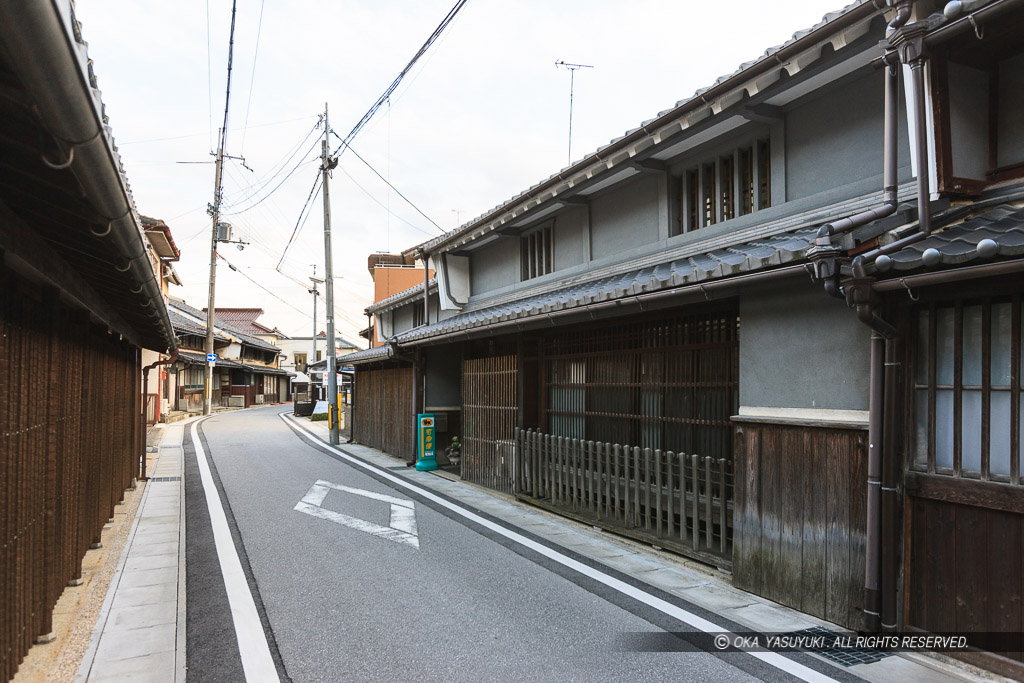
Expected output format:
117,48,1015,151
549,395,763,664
352,365,414,459
1,271,143,680
462,353,518,493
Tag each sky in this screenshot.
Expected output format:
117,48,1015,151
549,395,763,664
74,0,850,344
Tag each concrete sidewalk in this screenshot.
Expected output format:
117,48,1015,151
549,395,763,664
76,421,188,682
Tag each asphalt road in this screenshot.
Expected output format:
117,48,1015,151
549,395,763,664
183,405,811,682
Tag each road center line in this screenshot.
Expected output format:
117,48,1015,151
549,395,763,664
191,420,280,683
281,413,840,683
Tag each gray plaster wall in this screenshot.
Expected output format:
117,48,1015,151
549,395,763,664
425,344,461,409
739,281,871,411
785,70,912,202
949,61,990,180
393,303,414,336
590,174,659,261
554,207,587,270
470,235,519,296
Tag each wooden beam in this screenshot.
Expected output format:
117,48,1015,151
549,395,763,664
0,199,141,348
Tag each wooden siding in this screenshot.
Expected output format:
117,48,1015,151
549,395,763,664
905,492,1024,672
732,418,868,630
1,272,143,680
352,365,414,459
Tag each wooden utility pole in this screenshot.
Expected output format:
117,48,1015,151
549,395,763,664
321,103,340,445
204,0,238,416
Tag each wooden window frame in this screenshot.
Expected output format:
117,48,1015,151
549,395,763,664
520,223,553,282
909,293,1022,485
679,137,771,232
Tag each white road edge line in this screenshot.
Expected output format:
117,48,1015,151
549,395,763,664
191,420,280,683
281,414,840,683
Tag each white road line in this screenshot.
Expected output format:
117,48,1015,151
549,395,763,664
282,413,841,683
191,420,280,683
294,479,419,547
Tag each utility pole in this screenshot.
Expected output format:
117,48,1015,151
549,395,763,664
204,0,238,416
309,266,322,379
321,103,340,445
555,60,593,166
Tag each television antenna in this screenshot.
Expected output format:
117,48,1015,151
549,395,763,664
555,60,594,166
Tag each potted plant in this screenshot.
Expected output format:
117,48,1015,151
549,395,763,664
446,436,462,466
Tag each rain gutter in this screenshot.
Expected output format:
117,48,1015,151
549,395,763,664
0,0,176,352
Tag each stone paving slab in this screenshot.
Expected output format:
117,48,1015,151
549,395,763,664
78,421,188,683
104,602,177,632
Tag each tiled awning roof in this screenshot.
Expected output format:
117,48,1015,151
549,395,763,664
340,344,395,366
393,195,1024,346
879,203,1024,272
176,350,290,375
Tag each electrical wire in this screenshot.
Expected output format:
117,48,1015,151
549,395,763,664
239,0,265,154
275,174,322,269
223,136,320,214
336,134,444,233
333,161,437,237
329,0,470,160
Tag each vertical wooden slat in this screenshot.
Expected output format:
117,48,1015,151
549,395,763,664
981,302,991,480
655,449,663,537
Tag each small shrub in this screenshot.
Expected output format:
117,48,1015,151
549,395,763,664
309,412,328,422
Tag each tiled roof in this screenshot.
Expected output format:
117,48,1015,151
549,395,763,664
391,186,923,345
340,344,395,365
168,299,280,353
177,350,290,375
879,203,1024,272
404,1,877,258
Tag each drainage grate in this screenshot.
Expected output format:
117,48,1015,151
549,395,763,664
785,627,894,667
149,476,181,482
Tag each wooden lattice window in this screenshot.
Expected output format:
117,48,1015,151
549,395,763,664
521,224,553,281
912,295,1022,483
680,138,770,232
542,307,739,460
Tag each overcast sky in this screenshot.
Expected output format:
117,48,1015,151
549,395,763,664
75,0,849,343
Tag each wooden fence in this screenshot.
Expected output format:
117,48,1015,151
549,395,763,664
1,272,143,680
514,428,733,567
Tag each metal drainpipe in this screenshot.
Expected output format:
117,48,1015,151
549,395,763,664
422,250,430,327
809,1,911,295
141,348,179,480
853,16,933,275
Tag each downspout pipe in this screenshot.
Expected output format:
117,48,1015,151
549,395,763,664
857,302,897,632
854,17,933,276
141,349,179,480
809,1,911,264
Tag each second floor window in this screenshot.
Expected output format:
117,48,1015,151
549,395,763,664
680,137,771,234
521,225,553,281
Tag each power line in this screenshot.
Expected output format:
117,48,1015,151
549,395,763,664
275,173,322,269
223,134,320,214
329,0,470,160
335,134,444,233
333,158,437,237
239,0,265,154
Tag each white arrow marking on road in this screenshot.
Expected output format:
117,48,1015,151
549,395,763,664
294,479,419,548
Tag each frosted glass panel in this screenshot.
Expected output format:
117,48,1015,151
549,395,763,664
914,388,929,468
991,303,1012,387
916,311,929,385
935,389,954,469
990,392,1011,476
961,390,982,473
962,305,983,386
936,307,955,386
